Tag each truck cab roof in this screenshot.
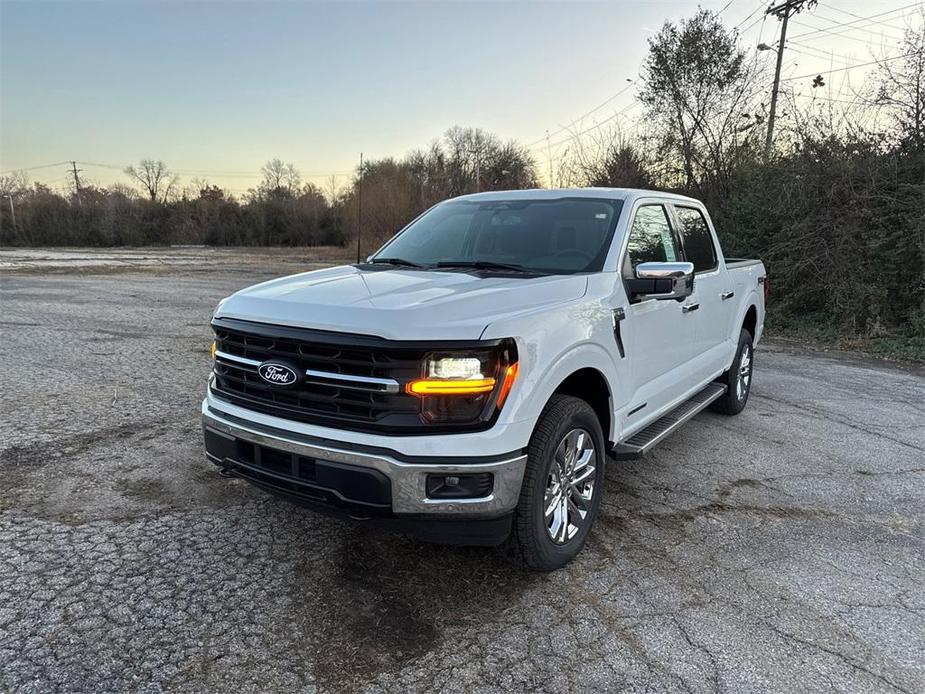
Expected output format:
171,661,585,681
450,187,703,206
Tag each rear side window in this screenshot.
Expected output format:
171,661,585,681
675,206,717,272
624,205,678,274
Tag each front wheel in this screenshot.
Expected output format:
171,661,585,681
711,328,754,415
503,394,606,571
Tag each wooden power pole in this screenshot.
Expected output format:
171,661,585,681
69,161,83,206
764,0,817,156
355,153,363,264
6,194,16,234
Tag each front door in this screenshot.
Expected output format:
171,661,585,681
620,202,698,423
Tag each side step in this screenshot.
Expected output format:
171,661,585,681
610,383,727,461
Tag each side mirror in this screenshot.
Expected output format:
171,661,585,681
627,261,694,301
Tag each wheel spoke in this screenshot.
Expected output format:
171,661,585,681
556,495,569,542
569,484,591,510
567,495,586,522
548,499,564,537
544,490,560,518
571,463,595,487
573,448,593,472
573,431,586,456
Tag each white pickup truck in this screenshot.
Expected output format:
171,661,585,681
202,188,766,570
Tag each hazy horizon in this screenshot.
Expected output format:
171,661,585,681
1,0,917,194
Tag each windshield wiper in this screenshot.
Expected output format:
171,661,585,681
435,260,537,273
368,257,428,269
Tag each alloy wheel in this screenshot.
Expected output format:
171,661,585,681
544,428,596,544
736,343,752,401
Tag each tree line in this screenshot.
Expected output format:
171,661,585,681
1,9,922,352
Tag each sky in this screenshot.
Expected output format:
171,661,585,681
0,0,919,195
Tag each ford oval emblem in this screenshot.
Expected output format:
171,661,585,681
257,362,299,386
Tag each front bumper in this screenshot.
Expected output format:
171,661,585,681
201,400,528,520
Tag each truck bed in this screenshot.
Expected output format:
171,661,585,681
725,258,763,269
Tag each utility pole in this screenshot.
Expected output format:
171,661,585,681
6,194,16,234
475,151,481,193
764,0,817,157
546,130,554,188
69,161,83,206
355,153,363,264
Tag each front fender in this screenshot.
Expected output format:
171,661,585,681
485,302,623,444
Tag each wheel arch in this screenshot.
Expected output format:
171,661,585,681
551,367,613,446
742,303,757,338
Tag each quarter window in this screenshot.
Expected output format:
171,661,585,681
675,207,717,272
624,205,678,274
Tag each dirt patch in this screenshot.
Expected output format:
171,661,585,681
112,477,173,503
304,527,537,690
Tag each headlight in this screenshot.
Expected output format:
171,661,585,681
210,339,217,360
406,342,519,424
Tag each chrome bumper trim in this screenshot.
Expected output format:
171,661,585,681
201,401,527,515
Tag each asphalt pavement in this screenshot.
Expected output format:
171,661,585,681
1,250,923,693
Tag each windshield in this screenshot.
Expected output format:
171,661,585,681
372,197,623,274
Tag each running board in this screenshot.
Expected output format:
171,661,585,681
611,383,727,461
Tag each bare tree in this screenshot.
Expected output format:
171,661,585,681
124,159,179,202
0,170,29,198
873,22,925,153
260,159,301,197
558,128,654,189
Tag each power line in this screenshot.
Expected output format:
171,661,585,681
782,52,914,81
0,161,70,175
821,3,912,31
523,80,637,148
74,161,351,179
733,1,768,30
786,42,864,68
543,100,642,153
811,10,907,38
717,0,742,16
787,3,922,40
789,18,904,44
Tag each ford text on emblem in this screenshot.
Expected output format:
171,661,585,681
257,362,299,386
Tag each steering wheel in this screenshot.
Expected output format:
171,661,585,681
554,249,594,263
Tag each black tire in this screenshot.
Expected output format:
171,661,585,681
711,328,754,415
503,394,606,571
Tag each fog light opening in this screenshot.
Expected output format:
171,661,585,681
426,472,494,500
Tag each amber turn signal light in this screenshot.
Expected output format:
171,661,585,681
496,363,519,408
406,377,497,396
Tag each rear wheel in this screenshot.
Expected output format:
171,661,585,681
504,394,605,571
711,329,753,415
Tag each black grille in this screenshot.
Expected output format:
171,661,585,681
211,318,428,432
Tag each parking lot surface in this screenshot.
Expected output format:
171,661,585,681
1,250,923,693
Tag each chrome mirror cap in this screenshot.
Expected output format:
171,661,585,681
635,261,695,279
633,261,695,301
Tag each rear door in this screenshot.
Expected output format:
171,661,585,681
619,201,699,421
671,204,736,381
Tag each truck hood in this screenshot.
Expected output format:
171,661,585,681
216,264,589,340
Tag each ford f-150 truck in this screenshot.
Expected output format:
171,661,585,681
202,188,766,570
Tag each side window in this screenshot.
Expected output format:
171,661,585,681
675,206,717,272
624,204,678,275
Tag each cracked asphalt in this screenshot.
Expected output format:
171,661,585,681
1,249,923,693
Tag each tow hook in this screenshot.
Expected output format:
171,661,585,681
219,466,236,479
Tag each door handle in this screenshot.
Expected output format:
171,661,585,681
682,303,700,313
721,291,735,300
